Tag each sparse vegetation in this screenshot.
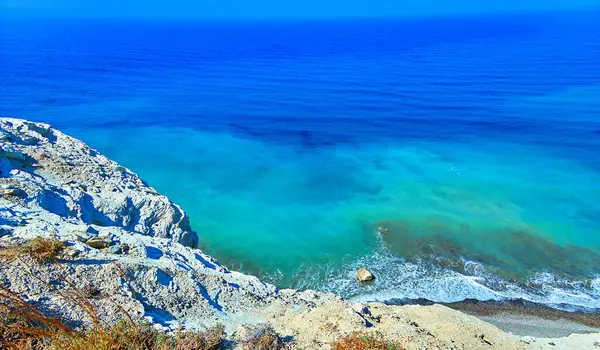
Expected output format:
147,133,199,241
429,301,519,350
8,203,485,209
0,246,227,350
332,331,403,350
320,321,338,333
0,238,65,264
0,286,227,350
242,325,290,350
45,322,226,350
0,283,75,349
169,325,226,350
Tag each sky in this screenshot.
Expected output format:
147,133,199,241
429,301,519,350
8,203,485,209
3,0,600,19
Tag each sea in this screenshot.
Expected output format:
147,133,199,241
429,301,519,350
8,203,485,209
2,10,600,311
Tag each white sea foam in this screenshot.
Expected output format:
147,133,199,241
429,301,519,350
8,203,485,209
290,243,600,311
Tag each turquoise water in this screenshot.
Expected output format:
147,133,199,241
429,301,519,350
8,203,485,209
2,13,600,309
74,123,600,308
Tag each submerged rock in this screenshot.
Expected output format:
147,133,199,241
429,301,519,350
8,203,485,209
357,267,375,281
377,226,389,234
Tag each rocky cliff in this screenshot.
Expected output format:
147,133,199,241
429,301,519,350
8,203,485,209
0,118,197,246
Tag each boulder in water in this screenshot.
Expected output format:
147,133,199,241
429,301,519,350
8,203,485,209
377,226,388,234
357,267,375,281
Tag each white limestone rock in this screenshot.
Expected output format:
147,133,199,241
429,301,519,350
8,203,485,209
0,118,196,246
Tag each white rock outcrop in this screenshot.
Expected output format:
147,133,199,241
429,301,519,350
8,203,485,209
0,118,195,246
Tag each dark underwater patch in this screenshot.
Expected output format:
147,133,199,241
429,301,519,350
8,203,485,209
374,218,600,283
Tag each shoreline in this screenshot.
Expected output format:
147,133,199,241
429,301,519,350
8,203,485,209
442,299,599,338
387,298,600,337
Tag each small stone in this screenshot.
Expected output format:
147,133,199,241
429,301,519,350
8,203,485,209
85,238,111,249
357,267,375,281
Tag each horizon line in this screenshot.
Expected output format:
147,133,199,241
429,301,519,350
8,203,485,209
3,6,599,22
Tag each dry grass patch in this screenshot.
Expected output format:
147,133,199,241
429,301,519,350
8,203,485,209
242,325,291,350
0,284,75,349
45,322,226,350
333,331,404,350
0,237,65,264
0,287,227,350
170,325,226,350
0,254,226,350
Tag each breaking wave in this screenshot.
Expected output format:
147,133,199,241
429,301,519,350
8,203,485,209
285,236,600,311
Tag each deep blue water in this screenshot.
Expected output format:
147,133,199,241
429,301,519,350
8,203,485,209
2,11,600,309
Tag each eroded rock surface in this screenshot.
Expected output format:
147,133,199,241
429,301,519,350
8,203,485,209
0,118,195,246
